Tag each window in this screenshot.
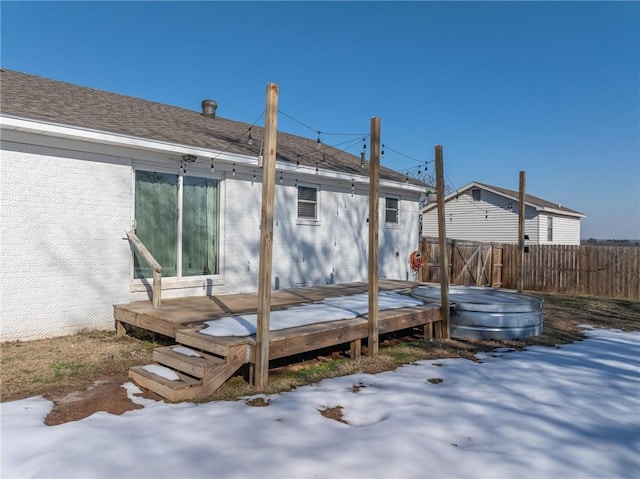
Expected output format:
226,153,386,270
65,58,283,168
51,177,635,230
547,216,553,242
134,170,220,279
297,185,318,220
385,197,399,224
472,188,481,201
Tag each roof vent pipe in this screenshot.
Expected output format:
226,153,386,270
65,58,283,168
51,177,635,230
201,99,217,118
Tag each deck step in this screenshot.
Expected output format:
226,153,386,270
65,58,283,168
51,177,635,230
175,327,251,357
129,366,202,402
153,346,225,378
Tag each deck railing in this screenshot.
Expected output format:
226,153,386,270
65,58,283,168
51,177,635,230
126,230,162,309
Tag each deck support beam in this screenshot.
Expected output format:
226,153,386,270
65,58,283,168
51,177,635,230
255,83,279,388
435,145,450,339
368,117,381,356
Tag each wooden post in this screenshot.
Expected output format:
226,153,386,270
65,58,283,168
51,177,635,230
368,117,381,357
517,171,526,293
255,83,278,388
435,145,450,339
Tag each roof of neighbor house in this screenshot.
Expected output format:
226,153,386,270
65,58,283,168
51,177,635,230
0,68,419,186
422,181,585,217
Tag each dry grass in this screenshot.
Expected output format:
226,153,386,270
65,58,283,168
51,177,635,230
0,330,157,402
1,293,638,404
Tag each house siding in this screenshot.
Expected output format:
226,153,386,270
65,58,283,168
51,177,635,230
421,189,538,244
1,131,419,340
539,213,581,245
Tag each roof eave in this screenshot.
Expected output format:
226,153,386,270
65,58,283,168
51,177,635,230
1,115,424,193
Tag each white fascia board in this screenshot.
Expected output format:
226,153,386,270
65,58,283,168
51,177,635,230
0,115,252,165
1,115,423,193
538,207,585,218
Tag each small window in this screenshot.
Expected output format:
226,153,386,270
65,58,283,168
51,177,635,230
472,188,481,201
297,186,318,219
547,216,553,242
385,197,399,224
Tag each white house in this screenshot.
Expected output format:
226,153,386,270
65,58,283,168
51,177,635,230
421,181,585,245
0,69,425,341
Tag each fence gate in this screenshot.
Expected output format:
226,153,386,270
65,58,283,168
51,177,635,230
420,238,502,287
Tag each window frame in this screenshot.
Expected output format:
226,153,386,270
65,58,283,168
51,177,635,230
471,188,481,202
296,183,321,226
131,166,223,284
384,195,400,227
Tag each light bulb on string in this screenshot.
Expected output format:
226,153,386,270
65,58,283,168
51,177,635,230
232,163,236,177
316,132,321,149
279,171,283,184
296,156,300,169
210,159,215,173
381,144,385,159
315,161,319,174
252,170,256,185
247,128,253,146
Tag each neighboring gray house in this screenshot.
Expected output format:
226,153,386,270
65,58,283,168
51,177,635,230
0,68,425,341
421,181,585,245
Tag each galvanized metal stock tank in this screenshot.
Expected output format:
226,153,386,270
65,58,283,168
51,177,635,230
411,286,544,340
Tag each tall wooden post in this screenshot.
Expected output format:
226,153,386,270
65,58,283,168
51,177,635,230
368,117,381,357
517,170,526,293
255,83,278,388
435,145,450,339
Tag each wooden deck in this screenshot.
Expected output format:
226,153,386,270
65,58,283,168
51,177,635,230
117,280,443,400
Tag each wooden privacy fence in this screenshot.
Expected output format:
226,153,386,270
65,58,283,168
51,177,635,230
420,238,640,300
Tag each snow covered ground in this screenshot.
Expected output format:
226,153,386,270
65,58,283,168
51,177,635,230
1,327,639,479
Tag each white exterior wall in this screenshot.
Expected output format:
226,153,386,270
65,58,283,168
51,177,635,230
538,213,581,245
224,174,420,292
421,189,537,244
1,136,133,341
1,130,420,340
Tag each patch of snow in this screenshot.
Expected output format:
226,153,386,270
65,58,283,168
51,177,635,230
171,346,202,357
121,382,158,407
200,290,425,337
1,326,638,479
142,364,180,381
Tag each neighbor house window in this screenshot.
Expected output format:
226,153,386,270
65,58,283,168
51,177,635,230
134,170,220,279
385,196,399,224
547,216,553,242
297,185,318,220
472,188,481,201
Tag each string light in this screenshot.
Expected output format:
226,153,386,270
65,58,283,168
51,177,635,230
316,132,321,149
351,180,355,197
294,178,298,188
296,156,300,168
210,159,215,173
360,139,366,168
252,170,256,185
315,161,319,174
381,144,385,158
279,171,283,184
232,163,236,176
247,128,253,145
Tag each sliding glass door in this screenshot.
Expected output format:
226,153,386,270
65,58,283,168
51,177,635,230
134,170,219,280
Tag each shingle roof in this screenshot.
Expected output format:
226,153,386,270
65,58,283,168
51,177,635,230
1,68,418,185
475,182,584,216
422,181,583,217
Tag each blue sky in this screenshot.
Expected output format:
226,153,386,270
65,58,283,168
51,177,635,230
2,1,638,239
